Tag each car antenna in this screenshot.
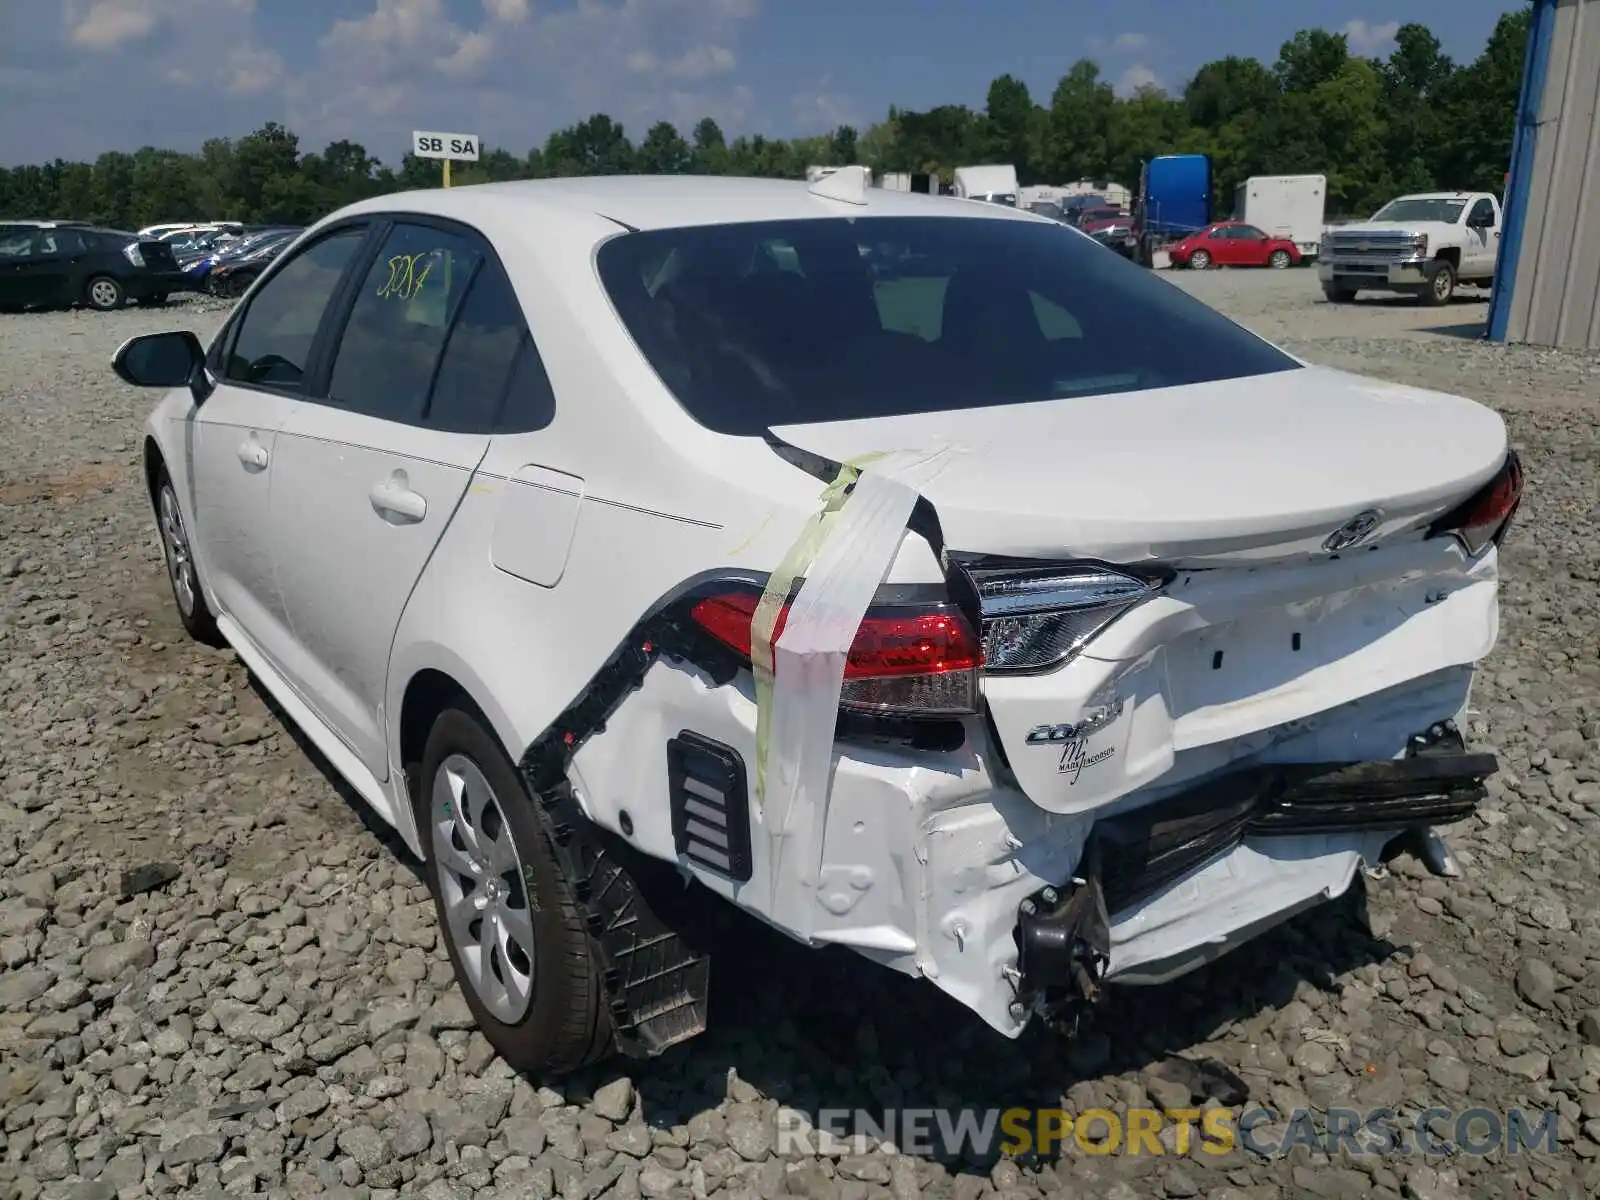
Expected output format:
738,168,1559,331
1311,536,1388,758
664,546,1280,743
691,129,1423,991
808,165,870,206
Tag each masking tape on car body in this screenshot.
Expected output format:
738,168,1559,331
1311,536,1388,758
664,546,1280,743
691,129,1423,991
750,447,955,932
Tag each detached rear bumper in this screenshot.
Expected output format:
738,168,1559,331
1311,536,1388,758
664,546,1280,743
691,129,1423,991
1016,727,1493,1004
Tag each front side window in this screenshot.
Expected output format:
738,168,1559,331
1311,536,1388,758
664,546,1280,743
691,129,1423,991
224,227,366,391
596,214,1300,436
326,223,482,423
1468,199,1496,226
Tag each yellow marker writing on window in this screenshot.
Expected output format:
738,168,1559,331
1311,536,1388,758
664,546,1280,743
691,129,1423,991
376,253,436,301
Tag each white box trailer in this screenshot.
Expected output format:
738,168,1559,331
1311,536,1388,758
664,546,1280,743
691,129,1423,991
1234,174,1327,260
952,164,1019,206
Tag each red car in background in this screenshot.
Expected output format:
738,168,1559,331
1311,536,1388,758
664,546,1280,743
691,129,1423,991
1169,221,1301,269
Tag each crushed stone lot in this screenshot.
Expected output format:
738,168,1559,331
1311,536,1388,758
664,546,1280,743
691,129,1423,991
2,271,1599,1200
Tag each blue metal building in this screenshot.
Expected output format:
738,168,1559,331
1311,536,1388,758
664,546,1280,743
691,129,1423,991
1487,0,1600,350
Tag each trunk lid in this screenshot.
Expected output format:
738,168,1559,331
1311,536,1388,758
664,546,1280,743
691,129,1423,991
138,238,178,269
768,365,1507,564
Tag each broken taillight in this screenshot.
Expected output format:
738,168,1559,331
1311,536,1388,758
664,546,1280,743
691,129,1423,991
687,590,982,716
1428,451,1523,557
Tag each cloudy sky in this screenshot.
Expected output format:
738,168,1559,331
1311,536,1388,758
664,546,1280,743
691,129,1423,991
0,0,1524,166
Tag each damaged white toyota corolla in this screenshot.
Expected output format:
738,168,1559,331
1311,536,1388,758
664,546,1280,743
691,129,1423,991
115,169,1521,1075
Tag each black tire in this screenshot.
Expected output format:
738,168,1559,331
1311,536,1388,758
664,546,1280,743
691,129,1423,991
1422,260,1456,306
1268,249,1291,269
1323,284,1358,303
1189,249,1212,270
85,275,126,311
417,706,615,1076
153,464,225,647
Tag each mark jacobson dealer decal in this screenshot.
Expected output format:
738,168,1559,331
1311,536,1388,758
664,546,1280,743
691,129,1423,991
1058,738,1114,783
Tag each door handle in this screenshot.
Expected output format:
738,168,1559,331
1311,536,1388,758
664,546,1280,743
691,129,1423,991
369,474,427,524
237,439,269,470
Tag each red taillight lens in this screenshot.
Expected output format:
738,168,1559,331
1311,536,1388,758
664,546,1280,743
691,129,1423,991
1430,452,1524,556
688,590,982,716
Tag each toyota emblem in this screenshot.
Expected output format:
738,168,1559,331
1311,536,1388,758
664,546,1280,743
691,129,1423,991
1322,508,1385,552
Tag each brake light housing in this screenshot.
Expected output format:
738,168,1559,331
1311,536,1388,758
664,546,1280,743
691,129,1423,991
687,589,982,717
1427,451,1523,557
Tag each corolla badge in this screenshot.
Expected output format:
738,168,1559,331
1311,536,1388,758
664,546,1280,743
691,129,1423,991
1321,508,1385,553
1025,697,1127,745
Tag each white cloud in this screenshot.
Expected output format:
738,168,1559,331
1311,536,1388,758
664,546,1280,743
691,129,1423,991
482,0,529,21
4,0,765,165
1343,18,1401,55
1087,31,1151,55
68,1,158,49
791,80,859,132
1114,64,1162,96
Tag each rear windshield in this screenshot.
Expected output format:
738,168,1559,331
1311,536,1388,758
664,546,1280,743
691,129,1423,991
595,215,1300,435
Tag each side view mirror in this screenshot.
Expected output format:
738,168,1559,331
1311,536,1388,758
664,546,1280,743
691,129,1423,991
112,330,206,391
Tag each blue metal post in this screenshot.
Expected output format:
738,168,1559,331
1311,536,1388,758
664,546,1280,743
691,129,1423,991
1488,0,1558,342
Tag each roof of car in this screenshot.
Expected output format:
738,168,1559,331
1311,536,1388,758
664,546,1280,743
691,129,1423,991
334,174,1052,234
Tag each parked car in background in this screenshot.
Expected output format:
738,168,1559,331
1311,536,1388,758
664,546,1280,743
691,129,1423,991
1168,221,1301,270
0,224,184,311
139,221,244,240
181,227,300,293
168,229,236,264
206,228,301,296
1074,206,1126,231
113,175,1517,1076
1088,221,1138,259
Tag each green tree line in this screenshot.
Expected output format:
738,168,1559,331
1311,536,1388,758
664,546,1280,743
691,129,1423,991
0,7,1529,232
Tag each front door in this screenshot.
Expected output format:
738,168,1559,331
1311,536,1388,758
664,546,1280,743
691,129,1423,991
187,224,372,677
266,220,493,778
13,229,79,307
1463,198,1499,277
0,228,31,306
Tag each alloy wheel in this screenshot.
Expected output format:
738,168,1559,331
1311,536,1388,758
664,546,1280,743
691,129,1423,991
1191,251,1211,270
158,484,196,617
89,279,121,309
431,753,537,1023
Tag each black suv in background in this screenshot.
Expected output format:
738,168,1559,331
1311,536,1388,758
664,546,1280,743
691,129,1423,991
0,223,187,312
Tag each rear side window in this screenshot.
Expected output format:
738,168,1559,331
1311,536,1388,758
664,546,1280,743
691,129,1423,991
595,215,1300,435
326,223,482,423
425,262,525,433
224,227,366,391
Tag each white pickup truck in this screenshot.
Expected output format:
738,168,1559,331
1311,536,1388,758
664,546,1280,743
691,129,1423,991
1319,191,1502,305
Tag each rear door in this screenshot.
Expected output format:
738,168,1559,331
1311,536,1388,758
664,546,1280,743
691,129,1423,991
265,217,506,779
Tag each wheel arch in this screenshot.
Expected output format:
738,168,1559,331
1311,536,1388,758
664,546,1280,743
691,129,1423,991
142,435,164,511
392,656,525,848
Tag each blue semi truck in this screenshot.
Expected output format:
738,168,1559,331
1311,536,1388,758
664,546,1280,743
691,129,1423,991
1133,154,1212,267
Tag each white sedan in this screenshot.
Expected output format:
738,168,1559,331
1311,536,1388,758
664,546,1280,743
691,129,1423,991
113,169,1521,1076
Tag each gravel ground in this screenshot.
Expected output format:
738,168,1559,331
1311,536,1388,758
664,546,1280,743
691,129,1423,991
2,272,1599,1200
